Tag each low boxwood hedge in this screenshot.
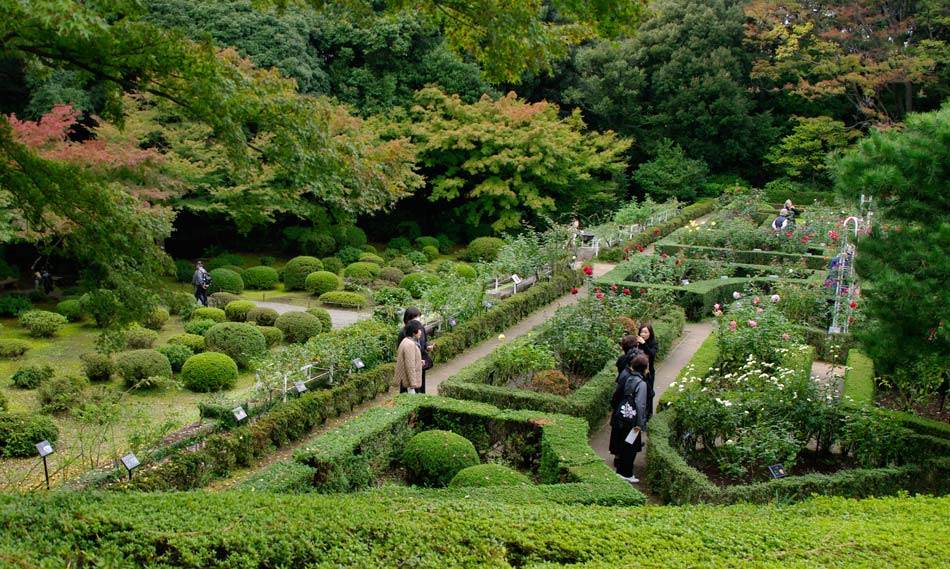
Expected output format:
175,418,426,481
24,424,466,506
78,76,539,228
449,463,533,488
318,291,367,308
654,242,829,270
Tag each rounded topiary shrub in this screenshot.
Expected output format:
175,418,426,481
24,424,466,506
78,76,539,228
19,310,68,337
305,271,340,296
0,391,6,412
220,264,244,274
305,307,333,332
422,245,439,261
192,307,226,322
225,300,257,322
168,333,205,353
181,352,239,392
336,246,363,266
207,292,239,309
274,311,322,344
283,256,324,291
361,244,377,254
12,364,54,389
358,253,385,265
80,352,114,382
454,263,478,279
37,373,89,414
184,318,217,336
204,322,267,368
55,299,83,322
399,273,441,299
141,307,169,331
465,237,505,262
0,339,30,359
242,266,279,290
402,430,480,487
334,225,367,248
320,256,343,275
157,343,194,372
318,291,367,308
115,349,172,388
379,266,404,284
299,232,337,258
449,464,533,488
79,289,121,327
0,413,58,457
343,262,381,280
258,326,284,347
387,236,411,253
415,236,440,250
208,254,244,270
388,257,415,274
125,325,159,349
247,306,279,327
208,268,244,294
405,251,427,266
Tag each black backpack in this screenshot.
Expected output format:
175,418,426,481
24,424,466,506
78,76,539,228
201,271,213,288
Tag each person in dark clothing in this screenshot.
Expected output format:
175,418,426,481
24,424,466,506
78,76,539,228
396,306,433,394
191,261,209,306
636,323,659,421
615,334,645,374
609,354,649,482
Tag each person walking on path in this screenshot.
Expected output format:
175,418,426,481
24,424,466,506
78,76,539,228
609,354,649,483
397,307,433,393
635,323,659,421
191,261,210,306
395,320,424,394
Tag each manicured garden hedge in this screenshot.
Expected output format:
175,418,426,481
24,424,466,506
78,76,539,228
624,198,717,250
654,242,830,269
1,491,947,566
289,395,645,506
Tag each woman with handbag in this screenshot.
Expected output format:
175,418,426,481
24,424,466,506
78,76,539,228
609,354,649,483
397,307,433,393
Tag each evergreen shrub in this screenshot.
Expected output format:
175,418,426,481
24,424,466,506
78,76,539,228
453,263,477,279
116,349,172,388
405,251,427,266
37,374,88,414
161,291,195,317
181,352,239,392
422,245,439,261
305,271,340,296
0,413,58,457
225,300,257,322
335,225,367,248
0,339,30,359
298,233,336,257
435,234,455,253
247,307,279,327
305,307,333,332
0,295,32,317
258,326,284,347
379,267,404,284
320,257,343,274
18,310,67,337
12,364,54,389
343,262,381,280
192,307,226,322
157,344,194,372
184,319,217,336
241,266,279,290
318,291,367,308
399,273,440,298
208,292,239,309
168,333,205,353
275,312,323,344
358,253,385,265
204,323,267,368
141,307,169,331
208,268,244,294
387,237,411,253
55,299,83,322
415,236,440,250
80,352,113,382
125,325,158,349
79,289,121,327
402,430,480,487
174,258,193,282
336,247,363,266
449,464,532,488
465,237,505,262
388,257,415,274
283,256,323,291
208,254,244,270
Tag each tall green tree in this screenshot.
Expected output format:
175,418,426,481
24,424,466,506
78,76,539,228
766,116,860,185
392,87,630,233
833,102,950,395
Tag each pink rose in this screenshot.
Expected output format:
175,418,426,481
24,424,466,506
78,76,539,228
748,320,758,328
733,291,741,300
595,293,604,300
782,333,791,340
770,294,780,303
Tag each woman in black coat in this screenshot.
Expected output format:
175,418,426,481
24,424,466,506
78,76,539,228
636,323,659,421
609,354,649,483
615,334,644,374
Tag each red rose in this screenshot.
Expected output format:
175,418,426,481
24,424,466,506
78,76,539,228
583,266,593,276
654,228,661,234
639,289,646,295
623,288,630,295
674,259,680,265
849,317,855,324
850,302,857,309
624,247,629,253
594,287,601,292
595,293,604,300
571,288,578,294
786,232,793,238
610,284,618,291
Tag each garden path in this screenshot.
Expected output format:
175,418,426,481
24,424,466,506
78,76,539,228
250,300,372,328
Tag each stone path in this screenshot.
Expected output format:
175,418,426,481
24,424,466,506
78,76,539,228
251,299,372,328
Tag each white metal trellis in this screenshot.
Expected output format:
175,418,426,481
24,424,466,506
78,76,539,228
828,216,862,334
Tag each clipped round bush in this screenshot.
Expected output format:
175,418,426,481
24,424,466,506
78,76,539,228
305,271,340,296
0,295,33,317
298,232,337,257
259,256,277,266
0,413,58,457
274,311,322,344
415,236,440,250
115,349,172,388
453,263,478,279
334,225,367,248
125,325,159,349
19,310,68,337
318,291,367,308
0,339,30,359
141,307,170,331
320,256,343,275
305,307,333,332
387,236,412,253
80,289,121,327
402,430,480,487
207,268,244,294
436,234,455,253
379,267,404,284
374,286,413,308
361,244,377,254
358,253,385,265
37,373,89,414
162,290,196,317
344,262,381,280
336,246,363,266
258,326,284,347
405,250,427,266
241,266,279,290
55,299,83,322
531,369,571,397
208,254,245,270
168,333,205,353
12,364,54,389
421,245,439,261
225,300,257,322
192,307,226,322
184,318,217,336
80,352,114,382
247,307,279,327
465,237,505,262
204,322,267,368
399,273,441,298
283,256,324,291
207,292,239,309
388,257,416,274
449,464,533,488
220,264,244,274
181,352,239,392
157,343,194,372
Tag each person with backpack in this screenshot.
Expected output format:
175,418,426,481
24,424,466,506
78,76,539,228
609,354,649,483
771,208,789,232
191,261,211,306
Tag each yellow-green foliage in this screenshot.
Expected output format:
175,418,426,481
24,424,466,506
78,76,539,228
843,349,875,405
181,352,238,392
